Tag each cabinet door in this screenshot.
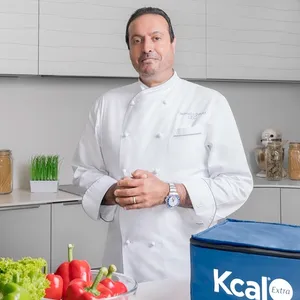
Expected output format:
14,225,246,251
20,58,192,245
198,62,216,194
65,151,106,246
0,0,38,75
207,0,300,81
38,1,137,77
229,188,281,223
39,0,206,79
281,189,300,225
0,204,51,266
51,202,108,272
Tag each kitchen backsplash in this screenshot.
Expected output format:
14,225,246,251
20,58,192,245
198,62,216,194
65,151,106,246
1,76,299,188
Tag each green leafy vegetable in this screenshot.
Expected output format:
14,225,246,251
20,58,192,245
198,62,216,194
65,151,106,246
0,257,49,300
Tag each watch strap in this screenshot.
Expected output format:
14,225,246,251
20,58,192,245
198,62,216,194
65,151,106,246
169,183,177,195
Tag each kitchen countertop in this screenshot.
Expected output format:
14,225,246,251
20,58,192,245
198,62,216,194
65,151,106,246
0,188,82,208
1,175,300,208
253,176,300,188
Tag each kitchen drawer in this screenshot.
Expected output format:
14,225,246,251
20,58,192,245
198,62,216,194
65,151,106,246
229,187,281,223
281,188,300,225
0,204,51,265
51,202,108,272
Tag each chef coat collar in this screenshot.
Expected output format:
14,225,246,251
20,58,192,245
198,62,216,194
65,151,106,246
138,71,179,92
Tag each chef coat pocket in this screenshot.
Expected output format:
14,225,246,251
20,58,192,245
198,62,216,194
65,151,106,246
174,126,203,137
168,125,207,169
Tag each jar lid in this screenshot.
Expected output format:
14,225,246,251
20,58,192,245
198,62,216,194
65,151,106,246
0,149,12,155
289,142,300,148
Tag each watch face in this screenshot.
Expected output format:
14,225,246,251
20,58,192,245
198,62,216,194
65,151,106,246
167,195,180,207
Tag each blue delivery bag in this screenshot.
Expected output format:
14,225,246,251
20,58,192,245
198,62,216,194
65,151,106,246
190,218,300,300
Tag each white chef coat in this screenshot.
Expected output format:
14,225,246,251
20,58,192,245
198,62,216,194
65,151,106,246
72,72,253,283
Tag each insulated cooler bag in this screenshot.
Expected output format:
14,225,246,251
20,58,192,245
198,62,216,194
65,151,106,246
190,218,300,300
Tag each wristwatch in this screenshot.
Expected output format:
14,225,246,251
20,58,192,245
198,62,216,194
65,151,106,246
165,183,180,208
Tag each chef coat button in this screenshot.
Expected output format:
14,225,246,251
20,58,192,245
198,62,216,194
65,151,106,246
156,132,163,138
149,241,156,247
130,100,135,106
152,168,160,175
122,132,129,138
162,100,167,105
125,240,131,245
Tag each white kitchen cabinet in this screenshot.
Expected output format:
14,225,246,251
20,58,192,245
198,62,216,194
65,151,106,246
51,201,108,272
281,188,300,225
38,0,206,79
207,0,300,81
38,0,135,77
0,204,51,266
229,188,281,223
0,0,38,75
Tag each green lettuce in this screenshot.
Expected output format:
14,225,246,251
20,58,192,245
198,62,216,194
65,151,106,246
0,257,50,300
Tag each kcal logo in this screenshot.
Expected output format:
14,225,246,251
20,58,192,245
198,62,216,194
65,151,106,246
213,269,293,300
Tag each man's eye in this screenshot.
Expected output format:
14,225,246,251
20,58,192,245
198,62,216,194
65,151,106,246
133,38,141,44
153,36,161,41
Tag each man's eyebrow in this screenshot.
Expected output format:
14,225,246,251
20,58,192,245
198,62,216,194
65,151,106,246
152,31,164,35
130,34,143,41
130,31,164,39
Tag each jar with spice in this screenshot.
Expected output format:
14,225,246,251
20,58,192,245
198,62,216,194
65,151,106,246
0,149,13,194
288,142,300,180
266,141,283,181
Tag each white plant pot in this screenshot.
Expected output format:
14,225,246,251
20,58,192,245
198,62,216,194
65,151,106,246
30,180,58,193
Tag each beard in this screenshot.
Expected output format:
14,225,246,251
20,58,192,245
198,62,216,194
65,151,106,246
139,62,157,76
137,52,161,76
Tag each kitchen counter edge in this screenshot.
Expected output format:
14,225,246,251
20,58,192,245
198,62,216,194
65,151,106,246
0,188,82,208
253,176,300,189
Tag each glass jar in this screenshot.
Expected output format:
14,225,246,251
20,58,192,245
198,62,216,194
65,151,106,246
266,142,283,181
288,142,300,180
0,149,13,194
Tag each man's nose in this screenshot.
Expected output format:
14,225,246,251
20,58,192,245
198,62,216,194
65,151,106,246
142,38,154,53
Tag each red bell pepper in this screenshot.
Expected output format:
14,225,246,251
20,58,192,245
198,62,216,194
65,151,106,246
100,264,127,296
55,244,92,299
45,273,63,300
65,267,112,299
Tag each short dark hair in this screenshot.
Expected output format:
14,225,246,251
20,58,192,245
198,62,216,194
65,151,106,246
125,7,175,49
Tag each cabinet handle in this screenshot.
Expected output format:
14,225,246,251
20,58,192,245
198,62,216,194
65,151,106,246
63,201,81,206
0,204,41,211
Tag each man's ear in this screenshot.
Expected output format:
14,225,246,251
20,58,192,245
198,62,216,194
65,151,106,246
172,37,177,53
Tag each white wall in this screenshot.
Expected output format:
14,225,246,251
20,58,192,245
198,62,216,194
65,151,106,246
200,81,300,171
1,76,299,189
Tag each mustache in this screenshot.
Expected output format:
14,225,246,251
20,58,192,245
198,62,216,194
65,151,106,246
139,53,159,62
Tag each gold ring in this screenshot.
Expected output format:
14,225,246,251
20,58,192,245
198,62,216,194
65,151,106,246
132,196,136,204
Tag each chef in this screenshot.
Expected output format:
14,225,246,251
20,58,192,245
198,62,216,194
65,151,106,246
72,7,253,283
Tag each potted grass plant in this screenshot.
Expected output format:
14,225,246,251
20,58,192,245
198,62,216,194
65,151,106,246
30,154,60,192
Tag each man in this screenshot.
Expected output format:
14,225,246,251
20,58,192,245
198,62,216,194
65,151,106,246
72,7,253,283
